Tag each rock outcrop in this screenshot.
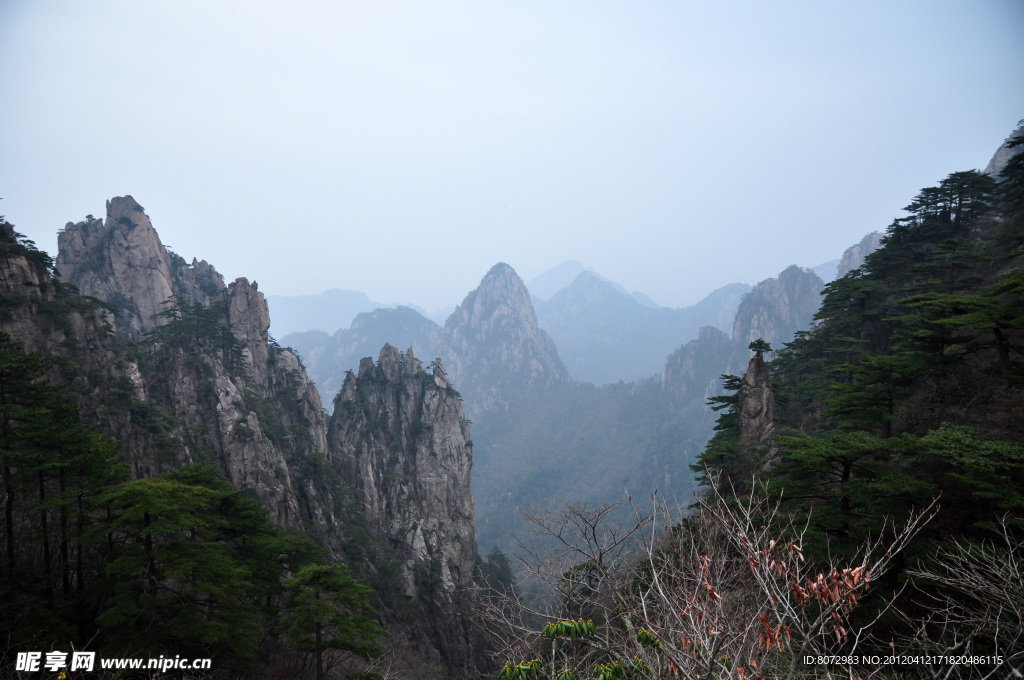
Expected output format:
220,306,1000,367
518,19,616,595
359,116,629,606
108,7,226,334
0,224,130,411
51,198,331,530
43,197,481,673
736,350,779,468
285,306,444,408
984,121,1024,178
731,265,824,351
328,345,477,671
837,232,884,278
439,263,569,419
56,196,223,339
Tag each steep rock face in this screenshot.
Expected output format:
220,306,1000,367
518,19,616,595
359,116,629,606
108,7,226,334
0,224,132,410
56,196,223,338
440,263,569,418
731,265,824,350
837,232,884,278
328,345,477,670
660,326,732,400
134,277,329,529
737,353,773,433
54,198,333,531
226,277,273,386
983,121,1024,178
737,351,778,467
44,198,477,673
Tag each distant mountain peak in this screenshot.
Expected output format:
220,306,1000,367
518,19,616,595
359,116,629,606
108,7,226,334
440,263,568,418
731,265,824,349
527,261,590,300
837,232,884,278
447,262,536,332
484,261,517,277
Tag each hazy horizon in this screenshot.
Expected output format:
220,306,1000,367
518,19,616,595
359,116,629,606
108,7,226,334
2,1,1022,312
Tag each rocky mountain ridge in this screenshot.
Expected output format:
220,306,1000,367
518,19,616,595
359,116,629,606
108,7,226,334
439,263,570,419
56,196,224,339
329,345,477,669
837,232,884,278
286,270,752,393
983,120,1024,178
34,199,480,672
730,265,825,352
287,263,571,421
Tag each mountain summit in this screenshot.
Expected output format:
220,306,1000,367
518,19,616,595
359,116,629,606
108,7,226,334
56,196,224,339
440,263,569,418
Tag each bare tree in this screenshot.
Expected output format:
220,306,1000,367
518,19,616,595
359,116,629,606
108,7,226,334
479,478,937,680
900,516,1024,680
478,501,650,679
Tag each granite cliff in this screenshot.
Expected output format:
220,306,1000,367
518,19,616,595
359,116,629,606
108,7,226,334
983,120,1024,178
438,263,569,419
736,349,779,469
660,326,733,401
730,265,825,352
289,306,444,406
55,196,329,528
837,232,884,278
328,345,477,671
40,197,479,671
56,196,223,339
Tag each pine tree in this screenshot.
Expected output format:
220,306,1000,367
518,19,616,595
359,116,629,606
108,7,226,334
282,564,386,680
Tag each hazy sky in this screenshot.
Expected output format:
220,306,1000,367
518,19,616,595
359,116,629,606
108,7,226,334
2,1,1022,313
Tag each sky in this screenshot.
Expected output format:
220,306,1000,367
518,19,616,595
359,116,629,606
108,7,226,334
1,1,1022,314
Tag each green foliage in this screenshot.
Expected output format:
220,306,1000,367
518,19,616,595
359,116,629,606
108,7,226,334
282,563,386,679
707,167,1024,579
477,545,516,594
500,659,543,680
143,296,245,375
94,474,260,659
634,628,661,652
0,223,57,277
0,331,372,673
690,374,743,490
686,166,1024,648
0,332,126,648
541,618,596,640
748,338,772,354
592,661,625,680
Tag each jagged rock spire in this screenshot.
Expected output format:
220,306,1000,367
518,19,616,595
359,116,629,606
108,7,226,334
737,348,779,470
56,195,224,339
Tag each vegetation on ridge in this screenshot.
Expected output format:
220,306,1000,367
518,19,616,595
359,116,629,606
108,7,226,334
481,152,1024,678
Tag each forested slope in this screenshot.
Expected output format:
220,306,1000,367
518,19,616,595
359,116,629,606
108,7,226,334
689,149,1024,673
483,133,1024,680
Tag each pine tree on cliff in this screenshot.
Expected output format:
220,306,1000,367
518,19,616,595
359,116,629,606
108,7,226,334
691,339,774,493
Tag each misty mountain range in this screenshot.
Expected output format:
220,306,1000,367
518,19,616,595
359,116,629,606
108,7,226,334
278,251,851,391
278,234,880,555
